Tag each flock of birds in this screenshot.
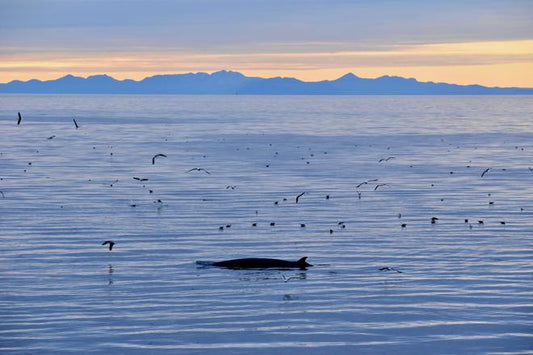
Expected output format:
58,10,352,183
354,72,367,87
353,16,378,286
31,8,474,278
7,111,528,276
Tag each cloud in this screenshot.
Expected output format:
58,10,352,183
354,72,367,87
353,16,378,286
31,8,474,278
1,0,532,50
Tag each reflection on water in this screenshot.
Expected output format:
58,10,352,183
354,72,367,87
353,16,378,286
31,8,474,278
0,95,532,354
108,264,114,285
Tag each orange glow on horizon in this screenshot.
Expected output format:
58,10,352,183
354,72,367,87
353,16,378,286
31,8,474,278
1,40,532,88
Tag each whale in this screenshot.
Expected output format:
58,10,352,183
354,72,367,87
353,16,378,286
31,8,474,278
198,257,312,270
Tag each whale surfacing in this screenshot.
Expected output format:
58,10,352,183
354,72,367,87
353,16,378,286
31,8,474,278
206,257,312,269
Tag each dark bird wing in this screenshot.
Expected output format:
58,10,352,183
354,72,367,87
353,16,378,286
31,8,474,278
152,154,167,165
481,168,490,177
102,240,115,251
17,112,22,125
73,118,79,129
296,192,305,203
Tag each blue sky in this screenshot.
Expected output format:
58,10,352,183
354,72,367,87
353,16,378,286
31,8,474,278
1,0,532,86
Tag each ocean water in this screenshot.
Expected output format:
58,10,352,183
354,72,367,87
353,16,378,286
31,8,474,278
0,95,532,354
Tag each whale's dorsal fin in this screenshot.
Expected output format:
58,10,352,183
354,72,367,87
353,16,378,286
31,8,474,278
297,256,312,268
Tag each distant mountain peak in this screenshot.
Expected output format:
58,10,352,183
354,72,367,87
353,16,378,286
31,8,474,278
337,72,359,80
87,74,116,81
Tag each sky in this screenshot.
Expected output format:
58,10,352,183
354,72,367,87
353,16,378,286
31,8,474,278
1,0,532,87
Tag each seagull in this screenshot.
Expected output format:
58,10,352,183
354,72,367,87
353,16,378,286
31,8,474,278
17,112,22,125
133,177,149,181
152,154,167,165
73,118,79,129
186,168,211,174
102,240,115,251
378,156,395,162
481,168,490,177
296,192,305,203
356,179,379,188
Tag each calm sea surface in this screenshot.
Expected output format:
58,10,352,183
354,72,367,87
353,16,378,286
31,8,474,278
1,95,532,354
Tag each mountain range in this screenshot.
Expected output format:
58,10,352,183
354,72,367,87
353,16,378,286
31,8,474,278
1,70,532,95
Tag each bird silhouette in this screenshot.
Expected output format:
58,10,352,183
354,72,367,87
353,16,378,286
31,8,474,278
102,240,115,251
379,267,402,273
186,168,211,174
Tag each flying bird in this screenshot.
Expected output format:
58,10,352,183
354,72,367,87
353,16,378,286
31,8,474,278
102,240,115,251
152,154,167,165
133,177,149,181
296,192,305,203
186,168,211,174
481,168,490,177
47,135,56,140
17,112,22,125
378,156,395,162
356,179,379,188
73,118,79,129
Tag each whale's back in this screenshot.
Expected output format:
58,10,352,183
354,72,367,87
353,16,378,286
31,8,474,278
206,257,311,269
